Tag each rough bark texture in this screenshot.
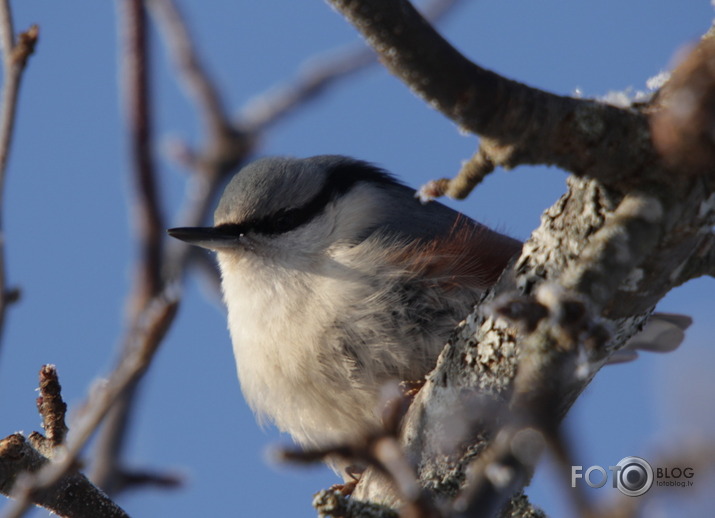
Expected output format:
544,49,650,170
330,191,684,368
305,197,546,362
325,0,715,514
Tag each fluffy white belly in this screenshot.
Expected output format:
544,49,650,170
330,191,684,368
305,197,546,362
220,255,383,447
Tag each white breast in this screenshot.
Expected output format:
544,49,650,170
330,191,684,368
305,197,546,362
217,247,385,447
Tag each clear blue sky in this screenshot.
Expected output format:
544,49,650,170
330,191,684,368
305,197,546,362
0,1,713,517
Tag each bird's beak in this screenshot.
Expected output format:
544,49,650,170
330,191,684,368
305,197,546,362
167,226,240,251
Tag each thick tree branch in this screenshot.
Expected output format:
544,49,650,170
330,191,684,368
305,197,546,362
331,2,715,514
0,435,128,518
326,0,673,196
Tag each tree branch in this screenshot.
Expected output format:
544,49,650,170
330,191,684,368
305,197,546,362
326,0,666,195
0,367,129,518
90,0,175,495
1,292,177,517
417,145,495,201
240,0,464,134
148,0,231,143
31,365,69,457
328,2,715,514
148,0,251,174
0,1,38,358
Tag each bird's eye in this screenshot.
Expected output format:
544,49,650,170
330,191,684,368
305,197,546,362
250,209,301,235
215,223,245,237
270,209,298,233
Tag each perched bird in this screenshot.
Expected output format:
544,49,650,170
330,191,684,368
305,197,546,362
168,155,689,477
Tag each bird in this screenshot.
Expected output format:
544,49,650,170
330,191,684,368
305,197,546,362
167,155,690,478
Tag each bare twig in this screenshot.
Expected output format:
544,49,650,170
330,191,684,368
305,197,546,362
148,0,229,142
90,0,173,495
91,0,248,495
1,292,178,518
123,0,164,311
0,368,129,518
416,146,495,202
148,0,252,275
239,44,375,133
29,365,68,457
148,0,250,174
0,2,38,357
281,388,440,517
241,0,462,134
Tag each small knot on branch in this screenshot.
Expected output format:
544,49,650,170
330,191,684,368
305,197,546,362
4,286,20,304
11,24,39,67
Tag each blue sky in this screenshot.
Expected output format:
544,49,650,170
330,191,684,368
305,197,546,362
0,1,713,517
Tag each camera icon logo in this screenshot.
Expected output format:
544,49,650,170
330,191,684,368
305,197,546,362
613,456,654,497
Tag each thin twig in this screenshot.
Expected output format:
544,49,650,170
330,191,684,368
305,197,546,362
147,0,232,143
0,0,13,56
240,0,463,133
124,0,164,310
454,288,609,517
148,0,252,281
0,1,38,359
239,44,375,133
416,145,495,201
30,365,69,455
0,368,130,518
281,387,440,517
1,292,178,518
89,0,243,494
89,0,173,495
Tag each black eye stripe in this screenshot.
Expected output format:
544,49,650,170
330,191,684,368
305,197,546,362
217,160,399,236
